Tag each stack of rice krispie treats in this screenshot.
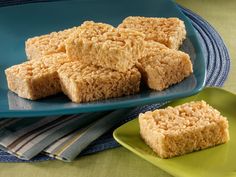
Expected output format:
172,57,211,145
5,16,193,103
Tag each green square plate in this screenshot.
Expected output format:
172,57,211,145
0,0,205,118
113,87,236,177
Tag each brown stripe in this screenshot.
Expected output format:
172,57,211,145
0,119,18,129
13,115,76,153
7,115,72,150
0,119,9,126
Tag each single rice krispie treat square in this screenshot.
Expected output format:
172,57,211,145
65,21,114,60
136,41,193,91
118,16,186,49
5,53,69,100
139,101,230,158
25,26,79,60
58,61,141,103
66,21,145,72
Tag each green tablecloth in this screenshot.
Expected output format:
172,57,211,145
0,0,235,176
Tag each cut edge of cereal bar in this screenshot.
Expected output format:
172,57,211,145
58,61,141,103
5,53,69,100
137,42,193,91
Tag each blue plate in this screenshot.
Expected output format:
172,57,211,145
0,0,206,118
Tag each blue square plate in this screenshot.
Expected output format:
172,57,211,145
0,0,206,118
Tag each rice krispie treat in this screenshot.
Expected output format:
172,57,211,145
136,42,193,91
66,21,145,72
139,101,230,158
118,16,186,49
5,53,69,100
58,61,141,103
65,21,113,60
25,26,79,60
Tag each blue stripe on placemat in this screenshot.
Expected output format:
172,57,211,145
0,4,230,162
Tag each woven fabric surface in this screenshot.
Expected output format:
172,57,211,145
0,3,230,162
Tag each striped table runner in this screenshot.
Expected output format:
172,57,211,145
44,109,132,161
0,109,133,161
0,112,107,160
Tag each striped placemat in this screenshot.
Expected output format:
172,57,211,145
0,3,230,162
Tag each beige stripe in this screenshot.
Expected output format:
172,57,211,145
44,130,77,153
54,126,91,156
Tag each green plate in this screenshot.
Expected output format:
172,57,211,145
113,87,236,177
